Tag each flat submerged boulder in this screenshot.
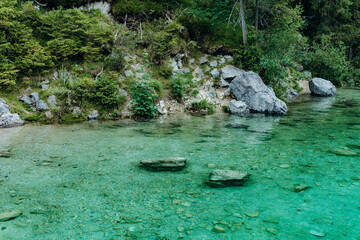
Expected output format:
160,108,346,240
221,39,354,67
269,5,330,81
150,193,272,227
140,157,187,171
309,78,336,97
206,170,250,187
0,210,22,222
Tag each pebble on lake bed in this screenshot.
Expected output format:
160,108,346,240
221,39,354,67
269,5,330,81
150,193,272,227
0,210,22,222
140,157,187,171
310,230,326,237
206,170,250,188
213,225,226,233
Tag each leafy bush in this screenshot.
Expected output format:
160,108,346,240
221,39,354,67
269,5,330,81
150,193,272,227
41,8,114,62
104,49,125,72
130,81,157,119
149,21,187,63
90,75,121,109
233,45,261,72
189,99,214,114
149,79,164,95
170,73,185,101
304,37,350,86
111,0,190,20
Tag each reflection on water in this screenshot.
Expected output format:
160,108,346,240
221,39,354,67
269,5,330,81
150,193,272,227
0,89,360,239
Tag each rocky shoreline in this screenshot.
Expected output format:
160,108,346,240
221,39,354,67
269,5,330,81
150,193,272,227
1,59,337,129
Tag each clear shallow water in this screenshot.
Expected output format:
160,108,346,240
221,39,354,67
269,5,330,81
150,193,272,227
0,89,359,240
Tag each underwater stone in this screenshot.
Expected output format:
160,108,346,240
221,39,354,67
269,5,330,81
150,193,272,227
293,184,311,192
0,210,22,222
328,148,358,157
206,170,250,187
213,225,226,233
140,157,187,171
245,210,259,218
310,230,326,237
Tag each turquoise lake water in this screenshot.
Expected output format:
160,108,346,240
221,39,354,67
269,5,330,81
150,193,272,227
0,89,359,240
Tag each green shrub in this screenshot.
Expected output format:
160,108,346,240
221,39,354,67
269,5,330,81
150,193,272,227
149,79,164,95
90,75,121,109
233,45,261,72
189,99,214,114
149,21,187,63
304,37,350,86
104,49,125,72
170,73,185,101
130,81,157,119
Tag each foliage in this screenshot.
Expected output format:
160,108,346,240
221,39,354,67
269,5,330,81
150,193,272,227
304,37,350,86
233,44,261,72
189,99,214,114
111,0,191,20
149,21,187,63
0,1,113,90
90,75,121,109
104,49,125,72
130,81,157,119
170,73,185,101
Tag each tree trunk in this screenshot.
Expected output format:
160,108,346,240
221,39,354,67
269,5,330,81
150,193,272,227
239,0,247,45
255,0,259,32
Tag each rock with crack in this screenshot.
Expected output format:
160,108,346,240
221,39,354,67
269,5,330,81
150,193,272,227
0,98,24,128
140,158,187,171
230,70,288,115
309,78,336,97
206,170,250,187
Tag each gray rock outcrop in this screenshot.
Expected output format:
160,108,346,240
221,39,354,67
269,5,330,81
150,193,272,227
230,71,288,115
140,157,187,171
47,95,57,106
0,98,24,128
210,69,220,79
88,110,99,120
229,100,249,115
206,170,250,188
21,92,49,111
309,78,336,97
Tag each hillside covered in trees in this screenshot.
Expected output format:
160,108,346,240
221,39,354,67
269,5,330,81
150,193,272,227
1,0,359,123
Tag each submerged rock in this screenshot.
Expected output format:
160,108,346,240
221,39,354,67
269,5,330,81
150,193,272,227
206,170,250,187
0,210,22,222
292,184,311,192
309,78,336,97
229,100,249,115
224,123,249,129
230,71,288,115
140,157,187,171
328,148,358,157
213,225,226,233
0,150,11,158
310,230,326,237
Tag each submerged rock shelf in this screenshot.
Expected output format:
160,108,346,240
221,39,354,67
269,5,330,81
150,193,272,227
0,89,359,239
